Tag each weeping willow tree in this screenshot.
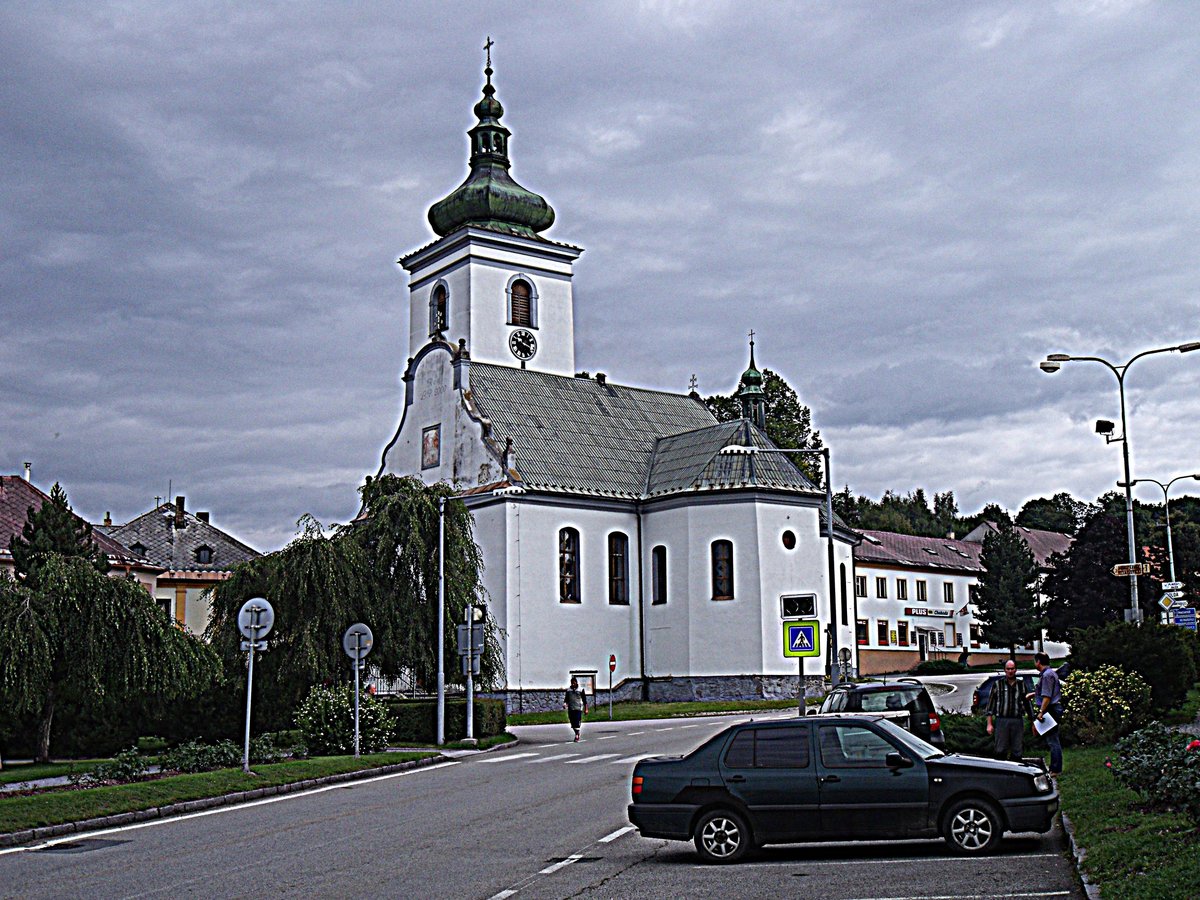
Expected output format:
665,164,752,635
207,475,501,724
0,555,222,762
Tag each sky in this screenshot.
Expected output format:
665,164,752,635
3,0,1200,551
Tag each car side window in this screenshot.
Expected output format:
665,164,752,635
819,725,896,769
825,691,849,712
724,731,755,768
723,727,811,769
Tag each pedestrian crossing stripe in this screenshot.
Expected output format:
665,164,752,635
782,620,821,658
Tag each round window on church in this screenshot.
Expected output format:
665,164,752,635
782,530,796,550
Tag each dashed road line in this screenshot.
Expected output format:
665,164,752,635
477,752,539,763
609,754,656,764
599,826,636,843
538,853,584,875
525,753,582,764
564,753,621,764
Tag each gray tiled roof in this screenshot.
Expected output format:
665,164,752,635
646,420,818,496
102,505,259,573
856,530,985,572
468,363,717,497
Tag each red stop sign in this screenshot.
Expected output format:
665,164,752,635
609,654,617,672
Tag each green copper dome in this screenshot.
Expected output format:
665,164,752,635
428,58,555,239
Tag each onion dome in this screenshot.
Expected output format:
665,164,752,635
737,332,767,428
428,48,555,238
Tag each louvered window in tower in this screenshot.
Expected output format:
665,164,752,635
510,280,532,326
559,527,580,603
430,284,448,334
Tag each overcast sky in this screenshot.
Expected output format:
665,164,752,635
4,1,1199,551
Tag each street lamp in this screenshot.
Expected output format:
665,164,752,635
1040,341,1200,623
718,443,842,686
437,495,446,746
1124,473,1200,605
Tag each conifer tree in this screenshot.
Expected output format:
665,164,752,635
9,482,107,580
974,521,1043,655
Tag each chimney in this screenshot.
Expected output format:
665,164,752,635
197,511,210,524
104,511,112,526
23,462,31,481
175,496,186,528
595,372,606,386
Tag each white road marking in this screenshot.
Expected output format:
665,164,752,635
538,853,584,874
653,726,676,732
477,752,539,763
487,891,518,900
526,753,582,763
678,724,701,729
599,825,636,843
610,754,657,764
0,761,462,857
596,735,617,740
627,731,645,736
564,753,621,764
841,893,1070,900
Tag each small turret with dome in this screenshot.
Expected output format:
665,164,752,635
736,331,767,429
427,39,556,239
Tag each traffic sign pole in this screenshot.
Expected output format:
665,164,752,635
238,598,274,774
466,604,475,743
354,636,361,758
608,654,616,720
342,623,374,758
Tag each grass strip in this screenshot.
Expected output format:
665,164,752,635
1059,746,1200,900
0,752,435,835
508,697,812,726
0,760,108,786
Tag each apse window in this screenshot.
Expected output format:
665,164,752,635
559,527,581,604
711,539,734,600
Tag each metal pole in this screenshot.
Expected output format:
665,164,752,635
354,637,361,758
825,448,841,686
243,622,256,774
1116,374,1141,622
609,667,613,720
437,496,446,746
466,603,475,742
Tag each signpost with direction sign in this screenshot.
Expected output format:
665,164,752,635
1111,562,1152,577
238,598,274,774
1171,607,1197,631
343,623,374,758
457,606,485,742
608,654,617,720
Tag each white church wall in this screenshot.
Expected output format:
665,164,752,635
467,262,574,376
407,260,471,358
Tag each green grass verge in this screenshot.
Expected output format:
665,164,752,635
0,760,108,786
1059,746,1200,900
507,697,813,726
0,752,435,835
393,733,517,750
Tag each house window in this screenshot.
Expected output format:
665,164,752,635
559,528,580,604
130,542,147,557
916,580,927,602
969,622,982,646
875,577,887,599
898,621,909,646
943,582,955,604
195,546,213,565
840,563,848,624
608,532,629,605
856,619,868,645
651,545,667,605
896,579,908,601
854,575,867,598
877,619,889,645
968,583,981,604
509,278,534,327
429,283,448,334
945,624,956,646
711,540,734,600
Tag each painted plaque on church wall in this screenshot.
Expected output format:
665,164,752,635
422,424,441,469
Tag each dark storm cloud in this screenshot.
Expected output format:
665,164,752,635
3,0,1199,548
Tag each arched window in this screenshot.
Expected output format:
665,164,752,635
429,283,448,335
711,540,734,600
559,527,580,604
508,278,535,327
651,545,667,605
608,532,629,605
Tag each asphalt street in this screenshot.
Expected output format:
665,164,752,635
0,711,1082,900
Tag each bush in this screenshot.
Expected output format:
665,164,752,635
1070,623,1197,712
160,739,241,773
1062,665,1151,745
938,713,995,756
385,698,508,743
910,659,969,676
71,747,151,785
296,685,395,755
1111,721,1200,827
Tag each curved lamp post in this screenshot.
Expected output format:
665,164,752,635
1039,341,1200,623
718,443,842,686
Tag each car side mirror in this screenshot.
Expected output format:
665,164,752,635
886,752,913,769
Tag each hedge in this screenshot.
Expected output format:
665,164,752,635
385,698,507,742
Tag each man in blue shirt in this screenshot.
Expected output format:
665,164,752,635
1029,652,1063,775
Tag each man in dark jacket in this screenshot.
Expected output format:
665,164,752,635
987,659,1032,762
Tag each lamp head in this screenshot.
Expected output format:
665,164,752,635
1095,419,1116,436
1177,341,1200,353
1039,359,1062,373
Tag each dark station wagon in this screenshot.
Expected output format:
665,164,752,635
628,714,1058,863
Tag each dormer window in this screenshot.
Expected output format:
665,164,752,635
507,277,537,327
195,545,214,565
130,542,147,557
429,282,448,335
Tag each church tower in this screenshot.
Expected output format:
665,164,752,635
736,332,767,429
399,44,582,376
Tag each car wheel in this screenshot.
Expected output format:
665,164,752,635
693,809,751,863
943,799,1002,854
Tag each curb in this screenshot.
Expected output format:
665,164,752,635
0,754,448,849
1059,808,1101,900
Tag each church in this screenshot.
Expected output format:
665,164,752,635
377,54,858,711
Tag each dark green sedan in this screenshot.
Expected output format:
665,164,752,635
627,714,1058,863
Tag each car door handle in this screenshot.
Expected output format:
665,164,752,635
819,775,841,784
727,775,746,783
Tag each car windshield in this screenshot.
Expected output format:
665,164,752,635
874,718,943,760
861,688,923,713
823,690,850,712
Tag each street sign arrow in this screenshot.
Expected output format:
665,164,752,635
1166,590,1185,599
1163,581,1184,591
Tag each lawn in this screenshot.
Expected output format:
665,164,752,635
0,760,107,786
507,697,813,726
0,752,436,835
1059,745,1200,900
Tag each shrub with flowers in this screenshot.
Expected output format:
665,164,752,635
295,683,395,756
1061,664,1150,745
1110,721,1200,827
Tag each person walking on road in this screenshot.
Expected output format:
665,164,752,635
564,677,588,742
1028,652,1064,776
987,659,1032,762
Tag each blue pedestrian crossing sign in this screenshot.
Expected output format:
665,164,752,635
783,621,821,658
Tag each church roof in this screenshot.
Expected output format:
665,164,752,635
467,364,824,502
102,503,259,574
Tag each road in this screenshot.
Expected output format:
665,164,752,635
0,712,1082,900
917,673,983,714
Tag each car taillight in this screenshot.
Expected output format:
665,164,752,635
928,713,941,732
632,775,643,797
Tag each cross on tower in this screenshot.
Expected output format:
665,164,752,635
484,36,493,67
688,374,698,392
747,328,755,345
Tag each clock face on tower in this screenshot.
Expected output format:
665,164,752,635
509,329,537,361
